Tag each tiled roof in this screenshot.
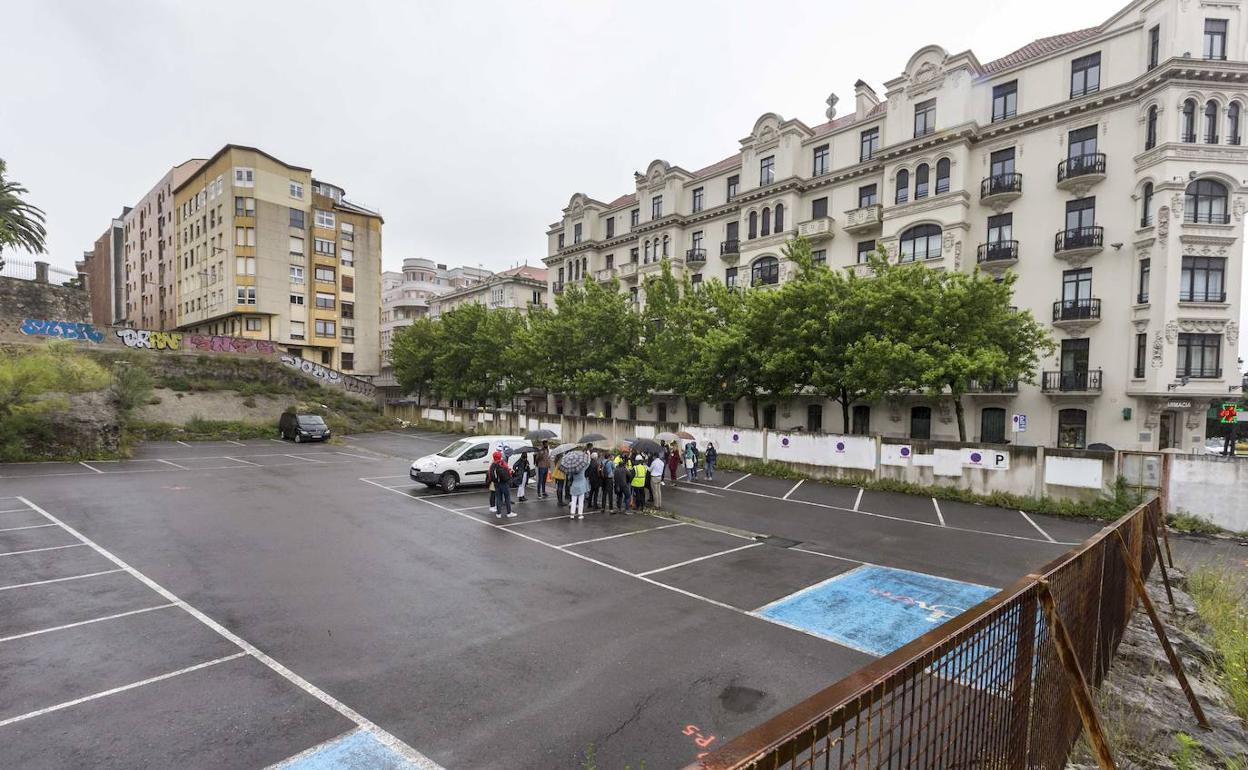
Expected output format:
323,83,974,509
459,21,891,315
604,193,636,209
498,265,548,281
982,26,1101,74
689,154,741,178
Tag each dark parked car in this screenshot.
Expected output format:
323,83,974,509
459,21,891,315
279,413,331,443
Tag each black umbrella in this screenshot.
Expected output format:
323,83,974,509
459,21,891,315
655,431,694,442
622,437,662,456
507,444,536,455
577,432,608,444
558,449,590,474
526,428,558,441
549,442,578,457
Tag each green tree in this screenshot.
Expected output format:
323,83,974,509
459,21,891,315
390,316,443,405
429,303,521,406
530,277,638,406
0,159,47,269
844,255,1053,441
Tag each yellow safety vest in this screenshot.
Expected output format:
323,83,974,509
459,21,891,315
631,462,647,487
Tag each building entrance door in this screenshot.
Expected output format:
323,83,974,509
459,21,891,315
1158,411,1179,449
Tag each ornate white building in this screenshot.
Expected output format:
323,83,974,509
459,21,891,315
544,0,1247,452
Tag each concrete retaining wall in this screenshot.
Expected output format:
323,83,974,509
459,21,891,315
1168,454,1248,532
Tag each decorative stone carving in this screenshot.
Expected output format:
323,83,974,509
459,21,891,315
1235,197,1245,222
1227,321,1240,344
1132,319,1149,332
825,93,839,120
953,240,962,270
1151,331,1165,368
1157,206,1170,239
1186,411,1203,430
1171,193,1184,218
1178,318,1228,334
888,400,901,423
1164,321,1178,343
936,400,953,424
914,61,941,84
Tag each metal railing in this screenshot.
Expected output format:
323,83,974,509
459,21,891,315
980,173,1023,198
1042,369,1104,392
1053,297,1101,321
1176,366,1222,379
1178,289,1226,302
1054,226,1104,252
689,498,1174,770
1056,152,1106,182
1183,210,1231,224
977,240,1020,263
687,248,707,264
721,239,741,256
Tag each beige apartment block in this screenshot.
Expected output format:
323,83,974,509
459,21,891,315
544,0,1248,453
120,159,206,330
430,265,547,319
172,145,382,374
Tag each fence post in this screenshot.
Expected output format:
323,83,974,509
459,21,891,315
762,428,769,463
1036,580,1118,770
1111,528,1210,729
34,260,49,283
873,435,882,481
1034,444,1046,498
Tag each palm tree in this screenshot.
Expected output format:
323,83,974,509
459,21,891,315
0,159,48,271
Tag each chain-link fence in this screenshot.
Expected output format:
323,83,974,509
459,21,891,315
689,498,1170,770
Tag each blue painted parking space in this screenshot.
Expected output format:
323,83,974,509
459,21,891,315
756,565,999,656
276,729,423,769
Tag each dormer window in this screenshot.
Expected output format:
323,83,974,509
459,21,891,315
1070,52,1101,98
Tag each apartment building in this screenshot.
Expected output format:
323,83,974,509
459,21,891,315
544,0,1247,452
430,265,547,318
76,211,126,326
172,145,383,374
377,258,492,387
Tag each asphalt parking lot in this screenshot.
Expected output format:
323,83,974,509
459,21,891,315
0,429,1109,769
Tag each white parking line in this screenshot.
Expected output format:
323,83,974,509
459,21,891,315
0,544,87,557
1019,510,1057,543
498,513,577,528
853,488,864,511
0,653,248,729
285,454,325,464
932,498,946,526
333,451,375,460
0,568,125,592
225,456,261,466
561,522,686,548
1,507,35,515
789,546,869,566
79,461,104,474
177,440,193,447
0,523,55,533
156,459,188,470
637,542,764,577
16,497,441,769
782,479,804,500
227,440,246,447
722,473,752,490
0,603,178,644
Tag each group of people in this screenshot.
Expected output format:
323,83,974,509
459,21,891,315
486,439,718,520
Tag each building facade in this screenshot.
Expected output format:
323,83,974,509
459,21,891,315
544,0,1247,453
430,265,547,318
76,211,127,326
120,160,206,330
171,145,383,374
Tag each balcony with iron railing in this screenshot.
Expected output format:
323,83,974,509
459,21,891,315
685,248,707,265
1053,226,1104,262
594,267,618,282
1176,366,1222,379
1184,210,1232,225
979,173,1023,206
720,239,740,263
976,240,1020,267
1042,369,1103,393
965,378,1019,394
1055,153,1106,190
1052,297,1101,327
1178,288,1227,303
797,217,836,240
843,204,883,233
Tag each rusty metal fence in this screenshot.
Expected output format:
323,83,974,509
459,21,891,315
688,498,1186,770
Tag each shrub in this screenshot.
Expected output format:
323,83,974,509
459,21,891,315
1166,512,1224,536
0,340,110,418
1187,567,1248,721
110,362,154,413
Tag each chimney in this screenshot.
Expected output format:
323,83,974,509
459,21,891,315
855,80,879,119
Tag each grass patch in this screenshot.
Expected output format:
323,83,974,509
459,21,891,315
125,419,277,442
1187,566,1248,722
712,455,1141,522
1166,512,1230,537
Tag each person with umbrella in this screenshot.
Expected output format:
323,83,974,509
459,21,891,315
534,441,551,499
488,450,515,519
684,440,699,482
586,451,602,508
559,448,591,519
512,450,532,502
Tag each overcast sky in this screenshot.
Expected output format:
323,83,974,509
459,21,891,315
2,0,1244,366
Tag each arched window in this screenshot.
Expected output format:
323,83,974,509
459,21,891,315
915,164,930,199
896,169,910,204
1057,409,1087,449
1145,106,1158,149
774,203,784,232
910,406,932,439
1229,103,1241,145
761,207,771,237
935,158,951,194
750,255,779,286
1141,181,1154,226
898,224,942,262
644,240,651,261
1182,99,1197,142
1205,100,1220,143
748,211,758,239
1185,178,1229,223
662,235,669,257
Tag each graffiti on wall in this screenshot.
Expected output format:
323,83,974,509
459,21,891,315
114,329,276,354
20,319,105,343
281,354,376,397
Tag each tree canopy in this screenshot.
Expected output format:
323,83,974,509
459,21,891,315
389,240,1053,435
0,159,47,266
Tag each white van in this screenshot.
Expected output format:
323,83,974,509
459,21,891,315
409,435,525,492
